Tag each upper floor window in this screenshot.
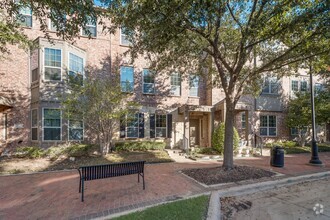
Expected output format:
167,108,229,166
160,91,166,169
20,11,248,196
49,10,66,32
43,108,61,141
262,77,279,95
291,79,308,93
82,16,97,37
44,48,61,81
68,120,84,141
17,5,32,27
120,27,131,45
170,72,181,96
189,75,199,97
143,69,155,94
69,53,84,85
120,66,134,92
260,115,276,136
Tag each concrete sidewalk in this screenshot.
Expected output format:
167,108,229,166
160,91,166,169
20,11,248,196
0,152,329,219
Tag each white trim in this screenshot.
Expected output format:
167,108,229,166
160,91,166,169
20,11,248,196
259,115,277,137
120,27,130,46
155,114,167,138
42,108,62,141
142,69,155,94
188,75,199,97
81,16,97,38
43,47,63,82
31,108,38,141
169,72,181,96
68,52,85,81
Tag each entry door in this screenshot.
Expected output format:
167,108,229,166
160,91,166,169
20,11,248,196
190,119,200,147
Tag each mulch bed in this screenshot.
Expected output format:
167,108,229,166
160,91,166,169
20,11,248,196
182,165,276,185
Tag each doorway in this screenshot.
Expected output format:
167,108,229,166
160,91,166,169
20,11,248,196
189,119,200,147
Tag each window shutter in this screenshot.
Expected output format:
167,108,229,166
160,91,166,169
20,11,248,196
150,113,155,138
139,113,144,138
120,116,126,138
167,114,172,138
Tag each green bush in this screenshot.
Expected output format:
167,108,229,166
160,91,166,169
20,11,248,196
15,146,45,159
115,141,166,152
211,123,239,155
317,143,330,152
196,147,219,155
44,144,96,159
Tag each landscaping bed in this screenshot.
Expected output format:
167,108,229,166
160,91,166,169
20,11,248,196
0,143,173,175
182,166,276,185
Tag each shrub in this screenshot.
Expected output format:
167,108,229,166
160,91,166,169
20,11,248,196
14,146,44,159
317,143,330,152
115,141,166,152
196,147,219,155
44,145,68,159
211,123,239,155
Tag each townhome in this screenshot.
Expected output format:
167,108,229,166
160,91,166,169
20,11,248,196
0,7,329,154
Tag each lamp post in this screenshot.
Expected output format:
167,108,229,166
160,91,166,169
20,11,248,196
309,65,322,165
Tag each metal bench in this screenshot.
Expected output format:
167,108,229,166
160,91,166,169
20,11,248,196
77,161,145,202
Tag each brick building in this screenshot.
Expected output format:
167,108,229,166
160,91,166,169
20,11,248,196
0,9,329,153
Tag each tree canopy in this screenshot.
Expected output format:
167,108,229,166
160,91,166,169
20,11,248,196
106,0,330,168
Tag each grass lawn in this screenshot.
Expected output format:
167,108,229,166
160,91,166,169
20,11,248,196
112,195,209,220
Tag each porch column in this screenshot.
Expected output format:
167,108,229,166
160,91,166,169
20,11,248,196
245,110,249,146
183,107,190,152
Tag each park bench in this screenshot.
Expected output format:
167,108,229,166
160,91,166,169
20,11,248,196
77,161,145,202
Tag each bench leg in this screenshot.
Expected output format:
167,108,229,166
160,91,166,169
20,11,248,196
142,173,145,190
81,179,84,202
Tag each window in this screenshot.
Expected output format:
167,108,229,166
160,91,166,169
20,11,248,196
44,48,61,81
120,27,131,45
120,66,134,92
291,127,307,136
43,109,61,141
82,16,97,37
290,127,298,136
143,69,155,94
170,72,181,96
262,77,279,94
31,109,38,140
49,10,66,32
69,53,84,85
315,83,323,94
126,113,139,138
69,120,83,140
189,75,199,97
291,80,308,93
241,112,246,129
300,81,307,92
17,5,32,27
260,115,276,136
156,115,167,137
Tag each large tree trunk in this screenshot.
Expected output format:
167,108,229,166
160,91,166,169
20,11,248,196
223,99,235,169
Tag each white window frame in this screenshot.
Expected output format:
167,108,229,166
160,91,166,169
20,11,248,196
155,114,167,138
68,52,85,84
17,4,32,27
262,77,279,95
31,109,38,141
120,66,134,93
43,47,62,81
170,72,181,96
189,75,199,97
120,27,131,46
260,115,277,137
126,113,139,138
42,108,62,141
142,69,155,94
81,16,97,37
68,119,84,141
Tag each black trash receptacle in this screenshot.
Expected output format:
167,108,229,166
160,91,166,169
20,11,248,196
270,146,284,167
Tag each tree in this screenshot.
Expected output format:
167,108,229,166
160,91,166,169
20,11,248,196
106,0,330,169
61,66,138,155
0,0,98,57
287,89,330,146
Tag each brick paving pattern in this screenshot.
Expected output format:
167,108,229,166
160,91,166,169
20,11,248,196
0,152,329,219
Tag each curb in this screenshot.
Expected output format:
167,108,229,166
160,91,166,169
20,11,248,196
207,171,330,220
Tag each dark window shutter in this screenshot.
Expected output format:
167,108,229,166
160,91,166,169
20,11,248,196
150,113,155,138
167,114,172,138
139,113,144,138
120,116,126,138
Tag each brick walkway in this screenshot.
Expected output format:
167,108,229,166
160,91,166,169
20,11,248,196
0,152,329,220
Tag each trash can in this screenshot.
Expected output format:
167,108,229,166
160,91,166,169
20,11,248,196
270,146,284,167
